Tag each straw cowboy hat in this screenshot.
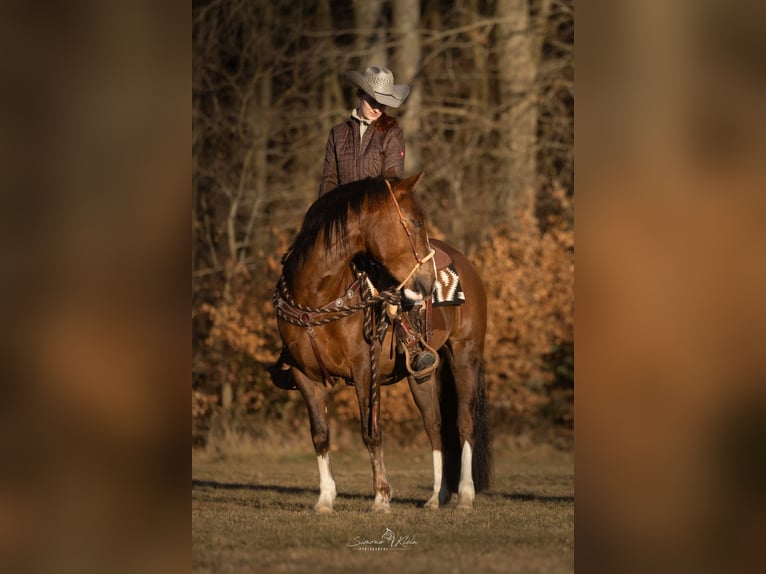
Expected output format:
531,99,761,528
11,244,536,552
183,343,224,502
346,66,411,108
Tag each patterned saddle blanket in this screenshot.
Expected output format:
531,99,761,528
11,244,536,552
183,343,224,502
432,263,465,306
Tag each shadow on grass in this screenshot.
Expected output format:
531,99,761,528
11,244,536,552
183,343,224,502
192,479,426,507
193,479,314,496
486,491,574,503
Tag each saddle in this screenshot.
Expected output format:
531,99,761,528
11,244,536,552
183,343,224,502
433,245,452,270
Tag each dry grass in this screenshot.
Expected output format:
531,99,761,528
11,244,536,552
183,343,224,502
192,434,573,573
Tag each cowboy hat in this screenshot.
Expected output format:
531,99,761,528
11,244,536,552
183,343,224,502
346,66,410,108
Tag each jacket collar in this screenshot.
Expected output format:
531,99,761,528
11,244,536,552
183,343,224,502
351,107,373,126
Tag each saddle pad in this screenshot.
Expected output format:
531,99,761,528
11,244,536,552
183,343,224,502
433,263,465,306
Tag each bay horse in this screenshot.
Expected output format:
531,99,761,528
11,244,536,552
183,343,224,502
274,173,491,513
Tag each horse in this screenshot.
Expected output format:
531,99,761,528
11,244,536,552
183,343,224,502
273,172,492,513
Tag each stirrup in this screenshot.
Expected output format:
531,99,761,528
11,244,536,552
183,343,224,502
402,340,439,383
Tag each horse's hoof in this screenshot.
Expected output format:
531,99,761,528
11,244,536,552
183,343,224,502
373,503,392,514
457,486,475,510
373,490,392,513
424,496,439,509
314,504,334,514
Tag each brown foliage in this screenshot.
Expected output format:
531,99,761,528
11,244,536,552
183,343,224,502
476,189,574,433
192,255,304,444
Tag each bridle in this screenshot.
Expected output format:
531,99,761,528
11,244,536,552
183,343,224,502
384,179,435,291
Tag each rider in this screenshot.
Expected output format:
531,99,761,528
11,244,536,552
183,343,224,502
318,65,408,197
269,65,436,389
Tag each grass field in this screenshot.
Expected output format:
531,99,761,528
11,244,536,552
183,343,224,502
192,433,573,573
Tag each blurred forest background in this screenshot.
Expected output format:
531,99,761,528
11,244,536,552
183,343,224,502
192,0,574,449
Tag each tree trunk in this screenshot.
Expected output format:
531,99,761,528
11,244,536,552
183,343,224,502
495,0,539,219
245,73,271,257
393,0,422,173
354,0,387,67
317,0,342,170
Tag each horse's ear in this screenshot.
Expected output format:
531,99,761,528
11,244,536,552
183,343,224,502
393,171,425,197
409,171,425,189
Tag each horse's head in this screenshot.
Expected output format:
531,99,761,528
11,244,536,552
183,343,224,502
365,173,436,301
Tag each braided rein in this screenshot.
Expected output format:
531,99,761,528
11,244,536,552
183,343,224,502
273,274,401,331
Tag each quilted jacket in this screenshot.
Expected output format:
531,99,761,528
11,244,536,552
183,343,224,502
318,114,405,197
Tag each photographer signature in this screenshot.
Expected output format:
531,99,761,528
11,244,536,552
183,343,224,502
347,528,418,551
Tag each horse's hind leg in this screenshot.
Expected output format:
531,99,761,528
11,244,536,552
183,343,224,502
294,369,336,514
408,374,451,508
450,340,483,510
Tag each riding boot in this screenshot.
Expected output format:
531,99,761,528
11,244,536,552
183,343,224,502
396,311,438,383
267,346,297,390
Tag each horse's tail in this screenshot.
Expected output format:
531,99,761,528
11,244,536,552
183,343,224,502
472,362,493,491
439,357,493,493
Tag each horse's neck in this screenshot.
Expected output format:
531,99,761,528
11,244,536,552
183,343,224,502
290,250,358,306
288,211,368,305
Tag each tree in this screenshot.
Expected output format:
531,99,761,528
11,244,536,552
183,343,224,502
353,0,387,66
495,0,552,217
393,0,422,172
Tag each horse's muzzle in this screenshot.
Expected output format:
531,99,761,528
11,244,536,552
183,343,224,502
403,269,435,302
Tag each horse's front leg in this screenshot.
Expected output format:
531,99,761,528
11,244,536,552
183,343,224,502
293,369,336,514
353,359,392,513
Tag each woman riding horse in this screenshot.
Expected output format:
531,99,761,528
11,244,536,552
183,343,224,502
270,65,435,389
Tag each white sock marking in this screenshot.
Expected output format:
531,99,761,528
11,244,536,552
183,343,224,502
432,450,443,495
316,453,336,508
459,441,475,503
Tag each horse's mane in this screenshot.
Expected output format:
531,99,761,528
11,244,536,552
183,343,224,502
282,177,399,283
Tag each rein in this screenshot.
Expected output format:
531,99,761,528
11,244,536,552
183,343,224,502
274,273,400,331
